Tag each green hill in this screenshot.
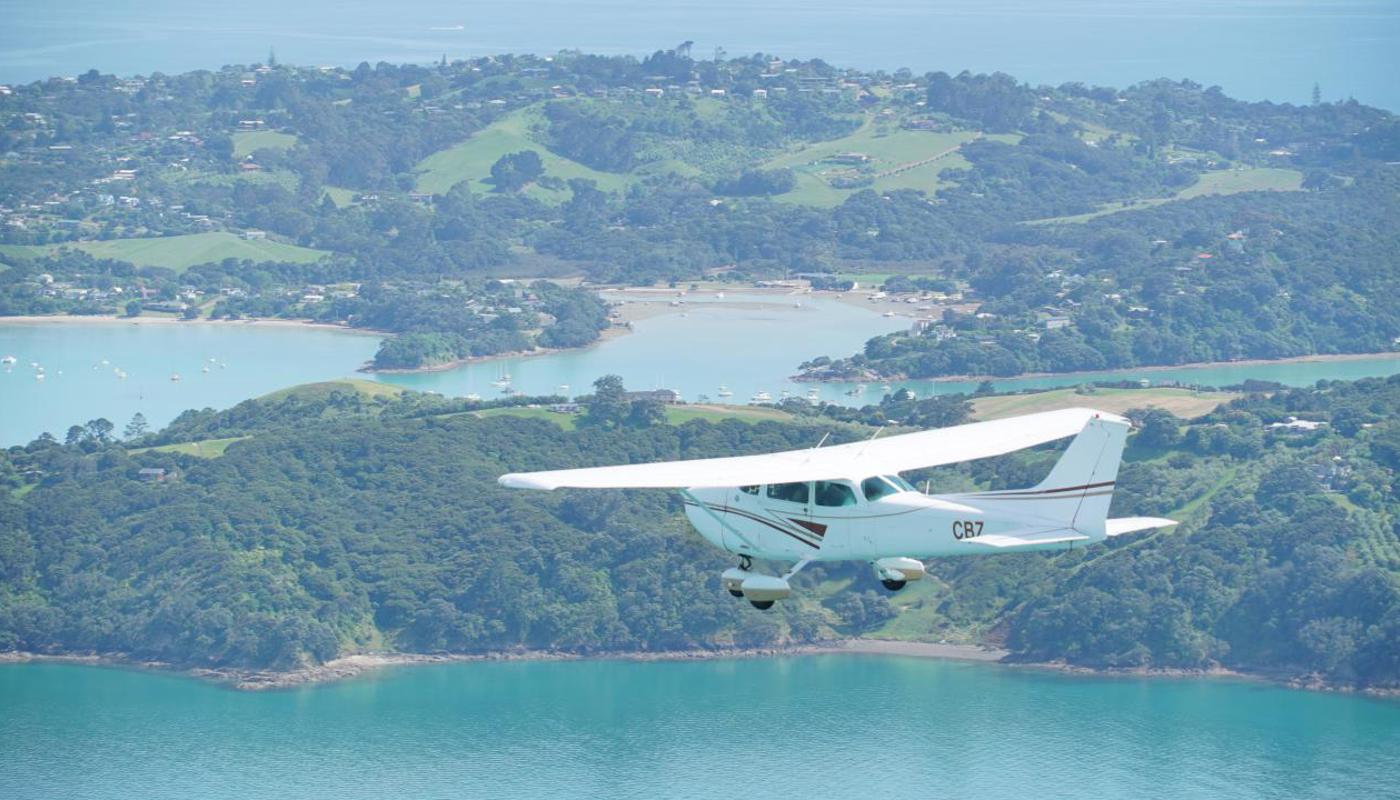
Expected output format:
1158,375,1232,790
413,106,631,200
0,233,329,271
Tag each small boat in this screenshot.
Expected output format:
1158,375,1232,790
100,359,109,366
0,355,16,365
716,292,725,299
201,366,210,373
882,383,893,393
882,311,896,317
806,388,820,402
170,373,181,382
717,385,733,397
749,390,773,404
115,370,127,380
557,384,570,394
465,393,482,402
34,372,45,381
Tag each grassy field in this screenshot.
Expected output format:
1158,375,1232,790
413,106,631,199
260,379,405,403
129,435,250,458
763,118,983,207
0,232,328,271
321,186,359,208
1028,167,1305,225
475,403,793,430
972,386,1236,421
232,130,298,158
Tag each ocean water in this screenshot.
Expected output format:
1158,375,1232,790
0,0,1396,110
2,657,1397,800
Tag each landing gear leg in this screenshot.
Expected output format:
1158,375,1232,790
739,555,753,571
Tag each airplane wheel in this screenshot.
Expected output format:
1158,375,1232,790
728,589,744,598
749,600,775,610
881,579,907,592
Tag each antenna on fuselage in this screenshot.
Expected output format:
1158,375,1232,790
811,432,830,450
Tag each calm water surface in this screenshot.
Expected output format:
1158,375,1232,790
5,301,1400,445
1,0,1396,110
1,657,1397,800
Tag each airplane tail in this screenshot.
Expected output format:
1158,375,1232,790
954,414,1131,537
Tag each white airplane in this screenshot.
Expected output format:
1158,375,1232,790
499,408,1176,609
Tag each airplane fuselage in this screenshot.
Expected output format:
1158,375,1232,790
682,478,1101,562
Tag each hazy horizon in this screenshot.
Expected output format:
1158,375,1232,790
1,0,1397,110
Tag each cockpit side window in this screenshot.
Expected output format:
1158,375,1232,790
739,485,760,495
766,482,810,504
861,476,899,502
814,481,858,507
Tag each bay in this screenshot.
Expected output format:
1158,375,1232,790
0,0,1396,111
5,298,1400,446
2,657,1397,800
0,321,380,445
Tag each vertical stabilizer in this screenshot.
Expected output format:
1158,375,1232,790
951,414,1130,536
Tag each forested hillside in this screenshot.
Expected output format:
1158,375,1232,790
2,377,1397,688
3,50,1398,377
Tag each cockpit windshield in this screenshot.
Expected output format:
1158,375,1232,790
860,476,899,502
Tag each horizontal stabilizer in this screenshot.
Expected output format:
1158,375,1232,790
964,529,1090,549
1105,517,1178,537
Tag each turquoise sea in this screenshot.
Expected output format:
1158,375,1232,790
0,0,1397,110
2,657,1397,800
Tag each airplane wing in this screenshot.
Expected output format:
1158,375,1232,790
499,407,1124,490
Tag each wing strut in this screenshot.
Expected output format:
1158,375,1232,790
680,489,757,554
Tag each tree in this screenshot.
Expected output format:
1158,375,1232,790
489,151,544,192
85,418,115,443
1134,409,1181,448
583,374,630,429
124,413,149,440
124,299,142,317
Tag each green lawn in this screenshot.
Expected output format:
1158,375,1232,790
232,130,298,158
259,379,404,403
1027,167,1305,225
130,435,250,458
763,118,984,207
413,106,631,199
0,233,329,271
321,186,359,208
475,403,792,430
972,387,1236,421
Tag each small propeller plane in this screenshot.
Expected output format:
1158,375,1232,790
499,407,1175,609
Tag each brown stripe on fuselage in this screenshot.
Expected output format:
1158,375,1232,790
684,501,820,549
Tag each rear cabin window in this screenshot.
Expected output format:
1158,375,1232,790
861,476,900,502
766,482,810,504
814,481,858,507
739,486,760,495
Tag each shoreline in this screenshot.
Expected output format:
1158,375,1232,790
4,642,1392,697
0,313,384,336
795,350,1400,386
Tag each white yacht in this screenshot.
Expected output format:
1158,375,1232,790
717,385,733,397
749,390,773,404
